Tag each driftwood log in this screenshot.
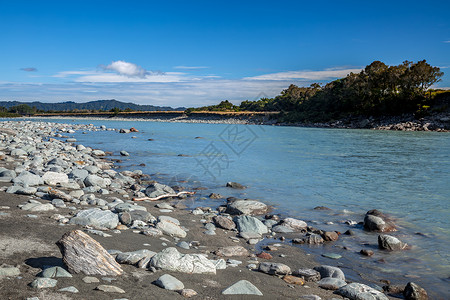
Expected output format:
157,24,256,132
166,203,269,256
132,191,195,202
56,230,123,276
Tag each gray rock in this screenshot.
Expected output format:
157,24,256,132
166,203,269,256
336,282,389,300
39,266,72,278
300,295,322,300
378,235,407,251
84,174,109,188
0,169,16,178
213,215,236,230
91,150,106,156
11,148,28,157
145,182,175,198
15,186,38,195
156,219,187,238
293,234,324,245
51,199,66,208
317,277,347,290
95,285,125,293
58,286,79,293
234,215,268,234
154,274,184,290
30,278,58,288
222,280,263,296
272,225,294,233
258,262,291,275
21,202,55,212
0,265,20,276
404,282,428,300
150,247,216,274
364,211,395,232
293,268,321,282
13,171,43,186
226,200,268,215
215,245,249,257
313,265,345,281
83,276,100,283
70,169,89,180
115,249,156,265
226,182,246,189
282,217,307,230
120,151,130,156
69,208,119,229
176,241,190,250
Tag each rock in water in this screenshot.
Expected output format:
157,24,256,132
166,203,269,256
56,230,123,276
313,265,345,280
404,282,428,300
378,235,407,251
336,282,389,300
222,280,263,295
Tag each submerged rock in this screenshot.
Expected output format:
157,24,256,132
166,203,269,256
378,234,408,251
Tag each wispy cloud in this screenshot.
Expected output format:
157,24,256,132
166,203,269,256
20,67,37,72
244,68,362,81
443,41,450,43
174,66,209,70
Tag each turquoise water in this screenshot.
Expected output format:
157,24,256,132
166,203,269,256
33,119,450,296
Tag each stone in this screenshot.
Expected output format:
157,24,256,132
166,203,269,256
258,262,291,275
0,265,20,276
322,253,342,259
83,276,100,283
257,252,273,259
156,219,187,238
70,168,89,180
283,275,305,285
282,217,307,230
0,169,16,178
336,282,389,300
30,278,58,288
364,211,396,232
322,231,339,241
360,249,374,256
39,266,73,278
211,259,227,270
213,215,236,230
404,282,428,300
378,235,407,251
48,188,72,202
13,171,43,186
215,245,249,257
272,225,294,233
95,285,125,293
56,230,123,276
226,182,246,189
154,274,185,290
178,289,198,298
222,280,263,296
42,171,69,185
226,200,268,215
293,234,324,245
300,295,322,300
92,149,106,156
84,174,109,188
58,286,79,293
145,182,175,198
69,208,119,229
313,265,345,280
115,249,156,265
234,215,268,234
150,247,216,274
318,277,347,290
120,151,129,156
293,268,321,282
176,241,190,250
21,202,55,212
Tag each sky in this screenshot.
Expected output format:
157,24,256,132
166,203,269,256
1,0,449,107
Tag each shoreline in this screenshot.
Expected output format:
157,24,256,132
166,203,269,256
0,120,440,299
24,111,450,132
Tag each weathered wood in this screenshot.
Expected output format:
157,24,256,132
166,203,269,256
132,191,195,201
56,230,123,276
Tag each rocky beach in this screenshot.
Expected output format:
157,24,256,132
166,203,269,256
0,120,437,299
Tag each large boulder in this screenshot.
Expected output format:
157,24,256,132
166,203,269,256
378,235,407,251
336,282,389,300
226,200,268,215
69,208,119,229
56,230,123,276
234,215,268,235
150,247,216,274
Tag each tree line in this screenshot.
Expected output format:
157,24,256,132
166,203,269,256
186,60,447,122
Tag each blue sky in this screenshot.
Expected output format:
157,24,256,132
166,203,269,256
1,0,449,107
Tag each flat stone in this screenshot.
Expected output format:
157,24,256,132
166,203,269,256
39,266,73,278
272,225,294,233
215,245,249,257
282,217,307,230
95,285,125,293
150,247,216,274
222,280,263,296
30,278,58,288
156,219,187,238
0,265,20,276
336,282,389,300
322,253,342,259
116,249,156,265
58,286,79,293
69,208,119,229
154,274,184,290
83,276,100,283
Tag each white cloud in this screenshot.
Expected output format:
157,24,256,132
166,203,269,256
443,41,450,43
75,72,184,83
244,68,362,81
103,60,148,77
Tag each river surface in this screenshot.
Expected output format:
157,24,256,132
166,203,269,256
30,118,450,297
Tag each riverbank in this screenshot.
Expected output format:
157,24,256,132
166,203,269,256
0,120,437,299
29,110,450,132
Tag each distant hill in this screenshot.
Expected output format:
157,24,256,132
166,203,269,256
0,99,185,112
